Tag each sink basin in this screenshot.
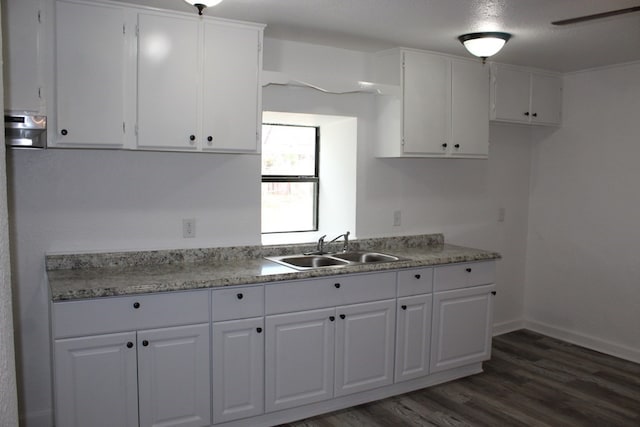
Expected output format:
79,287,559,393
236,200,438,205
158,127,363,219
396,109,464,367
266,251,405,271
276,255,349,269
331,251,400,263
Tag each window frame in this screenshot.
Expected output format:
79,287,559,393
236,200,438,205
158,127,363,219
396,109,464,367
261,123,321,234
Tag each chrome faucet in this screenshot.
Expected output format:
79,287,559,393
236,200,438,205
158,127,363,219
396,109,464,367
316,235,327,254
328,231,350,253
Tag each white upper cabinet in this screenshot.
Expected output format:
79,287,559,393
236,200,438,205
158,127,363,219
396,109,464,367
43,0,263,152
202,21,262,152
54,0,133,147
374,48,489,158
137,12,263,152
490,63,562,126
3,0,43,113
137,12,200,151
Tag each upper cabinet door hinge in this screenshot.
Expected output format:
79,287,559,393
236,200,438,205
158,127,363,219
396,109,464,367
258,41,262,52
135,24,139,37
123,122,126,134
37,9,42,23
123,24,126,35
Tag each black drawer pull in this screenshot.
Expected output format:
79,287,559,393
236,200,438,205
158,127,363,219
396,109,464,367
142,340,149,347
133,302,140,309
466,268,472,273
401,305,407,310
237,293,244,300
414,274,421,279
256,327,262,333
61,129,68,136
339,314,346,320
329,316,335,322
334,283,341,289
126,342,133,348
491,291,497,295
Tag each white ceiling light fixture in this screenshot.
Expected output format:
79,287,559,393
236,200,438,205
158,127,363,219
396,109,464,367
458,32,511,64
184,0,223,16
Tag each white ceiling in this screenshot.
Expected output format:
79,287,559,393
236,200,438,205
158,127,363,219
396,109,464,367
117,0,640,72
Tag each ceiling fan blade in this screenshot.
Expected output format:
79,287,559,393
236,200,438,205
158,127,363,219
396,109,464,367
551,5,640,26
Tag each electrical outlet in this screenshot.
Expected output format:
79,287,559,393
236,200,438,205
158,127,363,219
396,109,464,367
393,210,402,226
182,218,196,238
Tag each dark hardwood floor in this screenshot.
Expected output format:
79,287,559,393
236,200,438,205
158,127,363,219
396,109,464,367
279,330,640,426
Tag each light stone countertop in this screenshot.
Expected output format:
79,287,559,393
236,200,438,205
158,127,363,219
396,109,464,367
47,234,501,302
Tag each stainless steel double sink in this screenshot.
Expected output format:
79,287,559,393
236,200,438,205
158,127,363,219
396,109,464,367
266,251,404,271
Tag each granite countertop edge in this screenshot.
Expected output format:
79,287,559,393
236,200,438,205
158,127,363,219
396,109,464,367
47,235,502,302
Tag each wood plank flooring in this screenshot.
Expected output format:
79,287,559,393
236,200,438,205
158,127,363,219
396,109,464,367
278,330,640,426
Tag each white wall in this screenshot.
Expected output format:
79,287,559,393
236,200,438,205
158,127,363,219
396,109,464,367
524,61,640,362
7,38,532,425
1,3,20,424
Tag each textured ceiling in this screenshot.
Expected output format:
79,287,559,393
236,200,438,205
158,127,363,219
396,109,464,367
109,0,640,72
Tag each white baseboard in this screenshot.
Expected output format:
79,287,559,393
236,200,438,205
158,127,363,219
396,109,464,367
524,319,640,364
492,319,525,336
20,409,52,427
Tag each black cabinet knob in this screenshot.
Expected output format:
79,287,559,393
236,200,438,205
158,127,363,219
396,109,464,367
454,144,460,148
339,314,346,319
414,274,421,279
60,129,68,136
532,113,538,117
256,327,262,333
441,143,448,148
329,316,335,322
401,305,407,310
491,291,497,295
126,342,133,348
237,293,244,300
524,112,530,116
466,268,472,273
334,283,341,289
142,340,149,347
207,136,213,142
133,302,140,309
189,135,196,142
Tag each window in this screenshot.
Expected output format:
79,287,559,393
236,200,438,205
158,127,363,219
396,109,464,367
261,124,319,234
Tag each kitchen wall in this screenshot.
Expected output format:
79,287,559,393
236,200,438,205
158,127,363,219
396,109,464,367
7,38,533,425
1,2,19,422
524,61,640,362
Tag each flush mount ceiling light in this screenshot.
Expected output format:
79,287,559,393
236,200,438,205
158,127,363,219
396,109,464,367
458,32,511,64
184,0,223,16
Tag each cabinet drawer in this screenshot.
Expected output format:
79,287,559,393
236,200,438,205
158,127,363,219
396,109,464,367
52,290,210,339
397,267,433,296
434,261,496,292
212,285,264,321
265,272,396,315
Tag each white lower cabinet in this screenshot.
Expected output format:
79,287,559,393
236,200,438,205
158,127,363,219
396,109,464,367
54,323,210,427
212,317,264,424
137,324,211,427
265,299,396,412
54,332,139,427
395,294,433,382
265,308,335,412
334,299,396,397
430,284,495,373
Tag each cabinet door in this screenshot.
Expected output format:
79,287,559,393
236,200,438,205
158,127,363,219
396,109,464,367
403,51,451,155
491,64,530,123
265,308,335,412
334,299,395,397
137,13,199,150
531,73,562,125
55,0,127,146
212,317,264,423
431,285,495,373
54,332,138,427
137,323,211,427
395,294,432,382
451,59,489,157
202,22,261,152
3,0,41,112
